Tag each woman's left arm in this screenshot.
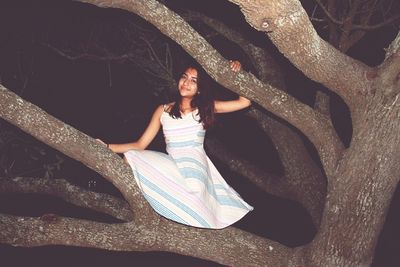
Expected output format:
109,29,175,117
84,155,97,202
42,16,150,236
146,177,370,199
214,60,251,113
214,96,251,113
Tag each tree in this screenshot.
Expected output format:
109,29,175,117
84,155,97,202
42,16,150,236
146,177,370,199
1,0,399,266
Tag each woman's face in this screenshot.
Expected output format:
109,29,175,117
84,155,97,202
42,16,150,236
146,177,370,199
178,67,198,98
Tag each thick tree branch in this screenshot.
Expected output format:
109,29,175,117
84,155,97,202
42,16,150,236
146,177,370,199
184,10,286,90
155,218,296,266
1,179,295,265
0,177,133,221
76,0,344,178
0,214,157,251
0,85,156,223
227,0,374,106
0,212,295,266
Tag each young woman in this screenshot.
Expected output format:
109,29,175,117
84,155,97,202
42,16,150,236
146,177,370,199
102,61,253,229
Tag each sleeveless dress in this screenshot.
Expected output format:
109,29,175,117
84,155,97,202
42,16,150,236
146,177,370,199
124,108,253,229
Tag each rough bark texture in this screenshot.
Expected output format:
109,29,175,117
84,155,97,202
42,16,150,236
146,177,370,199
1,0,399,266
228,0,374,106
0,177,133,221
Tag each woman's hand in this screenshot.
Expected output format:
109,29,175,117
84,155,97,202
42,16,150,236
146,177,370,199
229,60,242,72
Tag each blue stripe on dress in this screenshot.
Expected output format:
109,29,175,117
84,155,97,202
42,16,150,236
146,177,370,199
215,195,250,208
143,193,188,224
175,157,207,170
137,173,211,227
167,140,196,148
132,154,247,210
179,167,208,181
167,141,203,148
178,167,216,197
178,167,246,208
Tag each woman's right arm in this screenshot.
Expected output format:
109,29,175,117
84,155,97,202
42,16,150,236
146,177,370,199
107,105,164,153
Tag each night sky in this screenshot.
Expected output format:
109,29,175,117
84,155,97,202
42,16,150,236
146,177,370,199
0,0,399,266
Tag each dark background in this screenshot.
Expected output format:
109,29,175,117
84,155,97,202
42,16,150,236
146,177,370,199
0,0,399,266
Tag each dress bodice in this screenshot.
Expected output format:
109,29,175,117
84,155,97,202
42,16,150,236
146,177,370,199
161,110,205,152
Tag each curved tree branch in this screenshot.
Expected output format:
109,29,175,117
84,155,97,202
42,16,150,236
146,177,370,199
227,0,374,107
0,212,295,266
0,176,133,221
0,85,156,223
0,214,157,251
184,10,286,90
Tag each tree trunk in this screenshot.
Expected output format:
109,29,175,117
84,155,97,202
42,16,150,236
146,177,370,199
307,93,400,266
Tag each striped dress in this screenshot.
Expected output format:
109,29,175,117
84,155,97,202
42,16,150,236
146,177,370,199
124,108,253,229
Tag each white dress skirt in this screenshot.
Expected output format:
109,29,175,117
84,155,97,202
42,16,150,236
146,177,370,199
124,109,253,229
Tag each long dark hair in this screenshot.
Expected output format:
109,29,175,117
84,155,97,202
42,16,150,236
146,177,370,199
168,64,215,129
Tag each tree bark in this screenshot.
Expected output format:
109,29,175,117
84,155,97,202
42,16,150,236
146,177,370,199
0,176,133,221
309,103,400,266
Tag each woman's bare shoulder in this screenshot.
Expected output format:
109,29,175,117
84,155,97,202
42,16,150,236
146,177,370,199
163,102,175,112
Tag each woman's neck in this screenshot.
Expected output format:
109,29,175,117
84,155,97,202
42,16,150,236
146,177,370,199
180,98,192,109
